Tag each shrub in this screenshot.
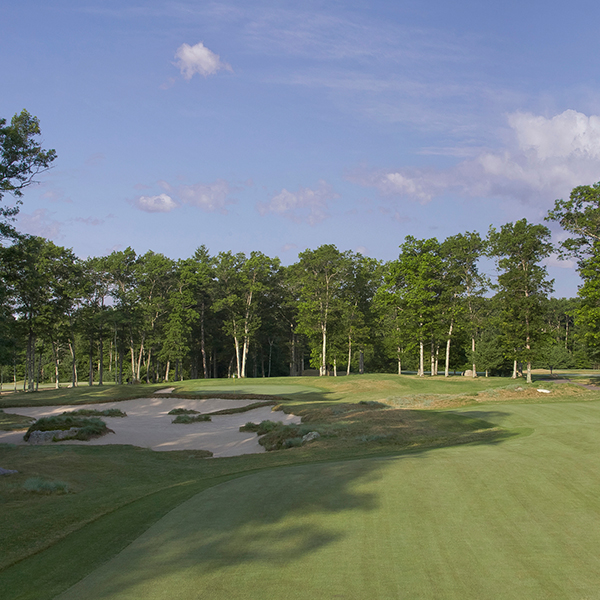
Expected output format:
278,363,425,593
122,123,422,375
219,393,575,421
63,408,127,418
172,414,211,424
24,415,111,441
358,400,388,408
23,477,69,494
168,408,200,415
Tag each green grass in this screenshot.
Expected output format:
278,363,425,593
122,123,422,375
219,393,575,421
0,409,35,431
2,373,600,599
48,401,600,599
23,416,111,441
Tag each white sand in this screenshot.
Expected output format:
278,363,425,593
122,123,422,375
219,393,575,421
0,397,301,458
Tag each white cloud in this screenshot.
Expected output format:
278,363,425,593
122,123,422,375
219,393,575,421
178,179,235,213
174,42,232,80
18,209,63,239
134,194,178,213
350,109,600,208
257,180,339,225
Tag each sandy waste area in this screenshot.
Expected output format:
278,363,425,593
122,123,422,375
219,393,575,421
0,397,301,458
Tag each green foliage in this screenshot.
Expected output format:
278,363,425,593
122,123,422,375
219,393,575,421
0,110,56,238
171,414,211,424
168,408,200,415
24,415,110,441
64,408,126,418
547,181,600,260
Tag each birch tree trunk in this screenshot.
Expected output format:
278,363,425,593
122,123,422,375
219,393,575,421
321,324,327,376
445,321,453,377
472,336,477,378
165,360,170,382
419,339,424,377
512,359,518,379
347,335,352,376
397,347,402,375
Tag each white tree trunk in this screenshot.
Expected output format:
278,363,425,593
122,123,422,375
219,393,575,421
347,336,352,376
165,360,170,382
445,321,453,377
321,325,327,376
512,359,518,379
472,336,477,378
333,358,337,377
419,339,424,377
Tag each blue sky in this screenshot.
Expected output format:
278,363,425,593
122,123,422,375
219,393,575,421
3,0,600,296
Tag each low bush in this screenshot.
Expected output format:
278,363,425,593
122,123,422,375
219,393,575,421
23,477,69,494
172,414,211,424
358,400,388,408
168,408,199,415
24,415,112,441
63,408,127,418
240,420,316,451
239,420,280,435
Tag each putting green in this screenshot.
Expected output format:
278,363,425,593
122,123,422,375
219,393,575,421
57,401,600,599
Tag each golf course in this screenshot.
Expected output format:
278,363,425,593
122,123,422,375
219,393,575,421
2,373,600,599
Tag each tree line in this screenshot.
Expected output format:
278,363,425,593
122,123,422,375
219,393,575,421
0,212,594,390
1,109,599,389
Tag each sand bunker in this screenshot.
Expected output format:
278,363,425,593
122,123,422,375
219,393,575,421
0,397,301,458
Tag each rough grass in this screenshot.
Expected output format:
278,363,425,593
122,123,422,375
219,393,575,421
63,408,127,418
171,414,211,424
23,416,112,442
0,410,35,431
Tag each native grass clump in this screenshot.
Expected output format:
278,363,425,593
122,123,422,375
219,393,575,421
23,415,112,442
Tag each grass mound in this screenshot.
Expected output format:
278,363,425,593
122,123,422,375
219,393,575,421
24,416,112,441
240,420,316,450
172,414,212,424
22,477,69,495
62,408,127,418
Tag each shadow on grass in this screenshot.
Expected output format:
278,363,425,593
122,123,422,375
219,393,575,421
0,413,520,600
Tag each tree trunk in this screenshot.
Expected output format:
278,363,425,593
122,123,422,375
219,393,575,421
347,335,352,376
430,340,435,377
526,361,532,384
146,348,152,384
130,335,136,382
268,339,274,377
118,346,123,385
333,358,337,377
136,336,145,382
165,360,170,382
88,338,94,386
472,336,477,378
69,339,78,387
445,321,453,377
359,349,364,375
200,303,208,378
321,325,327,377
52,340,60,389
419,339,424,377
234,336,242,378
512,359,518,379
397,347,402,375
98,325,104,386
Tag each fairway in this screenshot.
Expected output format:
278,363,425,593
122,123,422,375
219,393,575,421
52,400,600,600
